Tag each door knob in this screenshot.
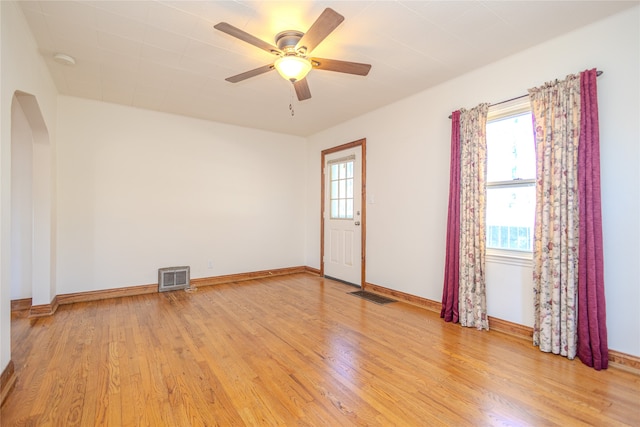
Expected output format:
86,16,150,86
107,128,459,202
354,221,361,226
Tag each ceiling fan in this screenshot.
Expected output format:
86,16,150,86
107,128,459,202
214,8,372,101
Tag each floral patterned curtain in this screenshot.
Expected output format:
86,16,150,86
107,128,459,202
529,75,581,358
458,104,490,330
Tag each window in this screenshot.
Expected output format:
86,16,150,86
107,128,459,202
486,98,536,253
329,156,354,219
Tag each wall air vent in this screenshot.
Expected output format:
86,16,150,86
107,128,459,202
158,266,190,292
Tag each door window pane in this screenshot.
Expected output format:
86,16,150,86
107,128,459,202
330,159,354,219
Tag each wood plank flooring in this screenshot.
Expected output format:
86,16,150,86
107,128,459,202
2,273,639,426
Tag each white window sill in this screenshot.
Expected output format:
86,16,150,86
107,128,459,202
486,249,533,267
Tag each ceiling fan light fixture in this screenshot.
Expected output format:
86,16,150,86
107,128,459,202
274,55,312,82
215,8,369,101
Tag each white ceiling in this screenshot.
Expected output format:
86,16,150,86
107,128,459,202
18,1,636,136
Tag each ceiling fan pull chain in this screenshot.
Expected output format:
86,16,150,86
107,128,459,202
289,89,295,116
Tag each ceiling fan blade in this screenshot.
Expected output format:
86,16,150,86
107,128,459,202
214,22,281,55
310,58,372,76
225,64,275,83
293,78,312,101
295,8,344,54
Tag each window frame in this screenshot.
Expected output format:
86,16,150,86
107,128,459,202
485,97,535,261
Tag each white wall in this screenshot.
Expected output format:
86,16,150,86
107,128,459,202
305,6,640,357
1,1,58,376
56,97,307,294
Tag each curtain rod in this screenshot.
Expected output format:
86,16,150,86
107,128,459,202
448,70,603,119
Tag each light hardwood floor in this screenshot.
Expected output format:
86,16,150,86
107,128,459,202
2,273,639,426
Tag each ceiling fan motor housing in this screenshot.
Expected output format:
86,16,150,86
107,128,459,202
275,30,305,53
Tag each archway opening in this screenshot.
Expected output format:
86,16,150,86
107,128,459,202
11,91,55,311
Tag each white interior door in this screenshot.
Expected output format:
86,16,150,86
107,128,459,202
323,146,362,286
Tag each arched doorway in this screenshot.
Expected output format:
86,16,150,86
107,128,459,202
11,92,55,314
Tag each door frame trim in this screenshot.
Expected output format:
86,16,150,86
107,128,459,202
320,138,366,286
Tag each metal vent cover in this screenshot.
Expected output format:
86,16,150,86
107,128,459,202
158,266,190,292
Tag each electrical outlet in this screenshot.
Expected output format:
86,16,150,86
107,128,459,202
207,260,213,269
